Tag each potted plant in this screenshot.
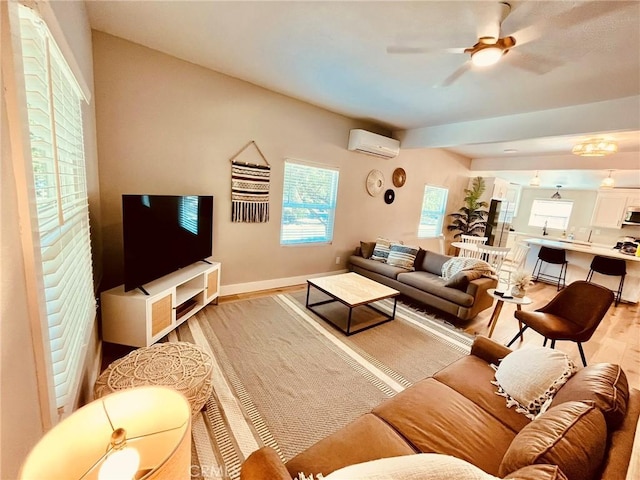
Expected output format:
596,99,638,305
447,176,489,239
511,270,533,298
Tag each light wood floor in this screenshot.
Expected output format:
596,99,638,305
220,281,640,390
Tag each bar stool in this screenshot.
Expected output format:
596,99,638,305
532,246,568,291
586,255,626,306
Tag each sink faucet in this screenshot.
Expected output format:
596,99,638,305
542,221,548,236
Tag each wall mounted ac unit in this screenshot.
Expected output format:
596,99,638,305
347,129,400,159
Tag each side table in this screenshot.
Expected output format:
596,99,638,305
486,288,533,340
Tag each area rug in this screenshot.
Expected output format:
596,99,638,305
166,291,473,480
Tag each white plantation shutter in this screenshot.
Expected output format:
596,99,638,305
17,5,95,412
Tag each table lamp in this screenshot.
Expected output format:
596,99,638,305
20,386,191,479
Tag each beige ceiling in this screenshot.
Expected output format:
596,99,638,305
85,0,640,189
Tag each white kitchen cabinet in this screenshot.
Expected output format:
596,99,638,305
590,189,639,228
625,192,640,209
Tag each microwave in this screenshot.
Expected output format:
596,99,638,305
623,206,640,225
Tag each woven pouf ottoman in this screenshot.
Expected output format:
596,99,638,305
95,341,213,416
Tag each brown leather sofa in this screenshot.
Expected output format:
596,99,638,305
349,247,497,321
240,336,639,480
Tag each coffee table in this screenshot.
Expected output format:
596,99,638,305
486,288,533,340
306,272,400,335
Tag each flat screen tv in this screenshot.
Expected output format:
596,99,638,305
122,195,214,292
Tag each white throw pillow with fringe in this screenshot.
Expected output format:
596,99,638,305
492,346,577,420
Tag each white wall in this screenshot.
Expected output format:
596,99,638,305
92,32,473,292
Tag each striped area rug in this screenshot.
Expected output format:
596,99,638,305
166,291,473,480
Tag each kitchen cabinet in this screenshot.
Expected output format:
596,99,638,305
590,189,640,229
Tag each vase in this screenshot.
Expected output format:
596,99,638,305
511,285,526,298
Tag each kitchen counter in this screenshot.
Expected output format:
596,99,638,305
522,238,640,303
523,238,640,263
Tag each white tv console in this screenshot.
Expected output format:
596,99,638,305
101,260,221,347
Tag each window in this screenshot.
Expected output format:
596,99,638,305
528,199,574,230
16,5,95,414
280,161,339,245
418,185,448,238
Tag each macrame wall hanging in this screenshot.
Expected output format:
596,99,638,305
229,140,271,223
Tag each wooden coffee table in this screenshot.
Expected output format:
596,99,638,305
306,272,400,335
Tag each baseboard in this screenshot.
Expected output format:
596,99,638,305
220,269,349,296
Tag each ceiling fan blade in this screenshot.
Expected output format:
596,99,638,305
440,62,471,87
386,46,466,55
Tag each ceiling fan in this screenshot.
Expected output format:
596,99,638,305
386,1,632,87
387,2,517,86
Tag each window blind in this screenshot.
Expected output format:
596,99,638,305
418,185,448,238
18,5,95,413
280,161,339,245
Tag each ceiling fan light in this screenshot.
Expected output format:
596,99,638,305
572,139,618,157
471,46,503,67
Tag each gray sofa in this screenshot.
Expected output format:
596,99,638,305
348,246,497,321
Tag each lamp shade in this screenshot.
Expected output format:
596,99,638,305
20,386,191,480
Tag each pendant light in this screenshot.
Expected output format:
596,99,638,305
529,171,541,187
551,185,562,199
600,170,615,189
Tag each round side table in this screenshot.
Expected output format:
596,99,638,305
486,288,533,340
95,341,213,416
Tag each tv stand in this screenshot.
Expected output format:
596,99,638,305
138,286,150,296
101,260,221,347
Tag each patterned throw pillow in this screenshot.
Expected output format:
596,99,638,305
371,237,392,262
387,243,420,271
492,347,577,420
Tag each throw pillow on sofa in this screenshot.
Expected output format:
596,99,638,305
296,453,568,480
386,243,420,271
360,241,377,259
371,237,392,262
549,362,629,429
499,401,607,480
323,453,502,479
491,347,577,419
